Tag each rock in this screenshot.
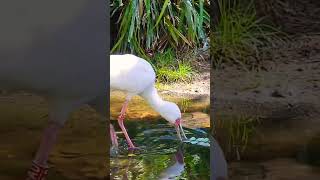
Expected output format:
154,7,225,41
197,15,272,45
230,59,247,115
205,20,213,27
271,90,285,98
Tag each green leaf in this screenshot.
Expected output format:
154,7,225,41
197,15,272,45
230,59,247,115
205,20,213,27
154,0,171,28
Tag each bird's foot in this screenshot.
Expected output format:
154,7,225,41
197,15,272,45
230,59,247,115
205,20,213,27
26,161,49,180
117,113,126,121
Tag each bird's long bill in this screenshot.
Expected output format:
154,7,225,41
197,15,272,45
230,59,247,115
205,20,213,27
175,120,187,141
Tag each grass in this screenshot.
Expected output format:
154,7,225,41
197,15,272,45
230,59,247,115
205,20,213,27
179,98,192,113
212,0,285,69
215,115,260,160
157,63,194,83
155,82,170,91
151,49,196,83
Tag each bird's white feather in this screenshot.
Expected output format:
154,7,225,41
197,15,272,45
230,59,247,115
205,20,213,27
110,54,182,124
110,54,156,94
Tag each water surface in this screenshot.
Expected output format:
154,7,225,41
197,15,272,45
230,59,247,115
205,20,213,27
0,92,210,179
110,119,210,180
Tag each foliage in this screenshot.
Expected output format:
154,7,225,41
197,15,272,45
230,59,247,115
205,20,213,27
111,0,210,58
179,98,192,113
157,63,194,83
212,0,285,69
151,49,195,83
215,115,260,160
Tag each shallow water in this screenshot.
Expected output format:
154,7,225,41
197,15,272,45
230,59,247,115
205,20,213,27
0,92,210,179
0,94,108,180
110,119,210,180
216,119,320,180
228,158,320,180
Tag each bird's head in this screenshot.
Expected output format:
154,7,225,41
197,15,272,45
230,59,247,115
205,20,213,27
159,102,188,141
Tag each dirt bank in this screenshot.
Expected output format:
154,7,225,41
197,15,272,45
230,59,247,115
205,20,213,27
157,50,210,100
213,35,320,118
255,0,320,34
213,35,320,160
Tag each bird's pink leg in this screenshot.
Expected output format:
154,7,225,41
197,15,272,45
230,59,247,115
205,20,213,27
117,99,136,149
33,122,61,165
110,124,118,148
26,122,62,180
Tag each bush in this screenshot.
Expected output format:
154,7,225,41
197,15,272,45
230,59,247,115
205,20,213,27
111,0,210,58
152,49,195,83
212,0,284,69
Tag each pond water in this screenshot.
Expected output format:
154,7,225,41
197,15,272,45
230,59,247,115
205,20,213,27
228,158,320,180
0,92,210,179
215,119,320,180
110,119,210,180
0,94,109,180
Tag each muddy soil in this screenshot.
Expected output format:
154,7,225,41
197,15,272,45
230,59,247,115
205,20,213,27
156,50,210,100
213,35,320,122
255,0,320,34
213,34,320,179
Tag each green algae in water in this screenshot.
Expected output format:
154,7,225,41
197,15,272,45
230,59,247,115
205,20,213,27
110,119,210,179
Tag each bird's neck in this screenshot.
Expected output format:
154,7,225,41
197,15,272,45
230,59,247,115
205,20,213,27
141,86,166,113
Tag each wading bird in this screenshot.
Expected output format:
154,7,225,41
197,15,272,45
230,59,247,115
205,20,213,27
110,54,187,149
0,1,106,179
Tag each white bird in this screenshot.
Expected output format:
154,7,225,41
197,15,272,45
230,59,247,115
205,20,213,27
0,1,106,179
110,54,187,149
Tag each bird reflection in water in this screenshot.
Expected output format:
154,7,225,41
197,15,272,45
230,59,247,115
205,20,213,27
159,145,185,180
110,144,186,180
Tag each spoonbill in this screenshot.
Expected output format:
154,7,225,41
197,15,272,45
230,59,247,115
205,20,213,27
110,54,187,149
0,0,107,179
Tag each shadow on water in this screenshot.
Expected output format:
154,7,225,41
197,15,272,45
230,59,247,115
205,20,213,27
215,116,320,180
110,119,210,180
